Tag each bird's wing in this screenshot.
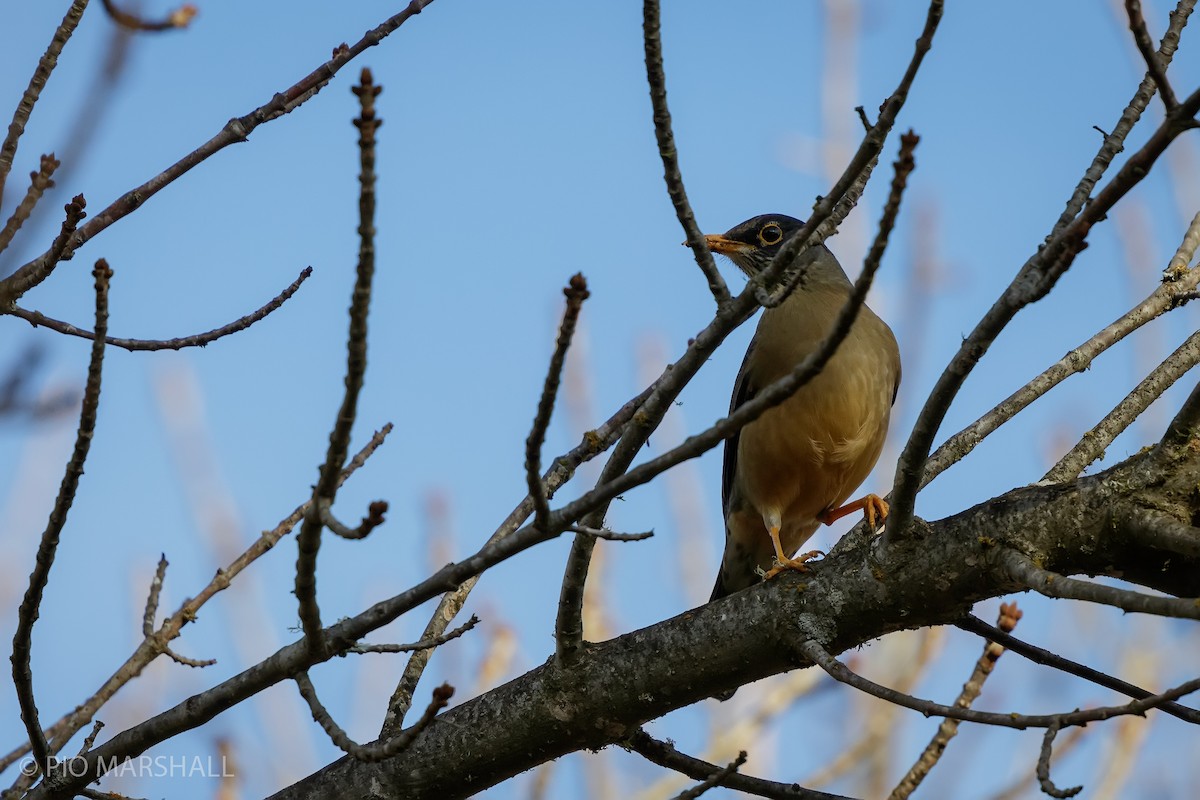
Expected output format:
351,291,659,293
722,339,758,517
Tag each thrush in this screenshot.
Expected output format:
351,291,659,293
703,214,901,601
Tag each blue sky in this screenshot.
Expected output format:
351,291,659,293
2,1,1199,798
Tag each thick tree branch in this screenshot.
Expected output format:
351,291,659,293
264,423,1200,800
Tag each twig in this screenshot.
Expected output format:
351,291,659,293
920,211,1200,489
955,612,1200,724
3,0,435,293
887,0,1198,542
1001,548,1200,618
626,730,852,800
889,603,1022,799
100,0,196,31
75,721,103,758
1125,0,1178,110
316,498,387,540
0,0,88,209
12,258,110,777
568,525,654,542
797,638,1200,730
348,615,479,655
1037,722,1083,798
296,675,451,761
9,266,312,350
0,425,392,777
141,555,169,637
526,274,590,532
670,751,747,800
643,0,730,306
1043,328,1200,482
136,555,215,668
295,69,381,647
0,194,87,303
0,154,59,255
380,385,652,735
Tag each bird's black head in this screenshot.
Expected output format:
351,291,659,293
701,214,804,277
699,213,848,288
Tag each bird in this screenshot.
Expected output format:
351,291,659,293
702,214,901,601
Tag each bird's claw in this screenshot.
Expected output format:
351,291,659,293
763,548,824,580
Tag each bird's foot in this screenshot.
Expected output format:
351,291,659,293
763,548,824,580
820,493,889,530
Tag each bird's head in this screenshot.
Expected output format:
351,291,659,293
696,213,849,288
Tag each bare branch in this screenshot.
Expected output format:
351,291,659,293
643,0,730,306
11,258,110,776
0,154,59,256
348,615,480,655
797,638,1200,730
568,525,654,542
316,498,387,540
0,0,88,208
141,555,169,637
9,266,312,350
526,274,590,532
1037,722,1083,799
0,194,87,303
956,612,1200,724
670,751,747,800
1001,548,1200,619
296,675,451,762
1125,0,1178,109
1043,328,1200,482
296,69,381,647
626,730,850,800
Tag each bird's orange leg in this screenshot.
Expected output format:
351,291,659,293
820,493,889,529
763,525,824,580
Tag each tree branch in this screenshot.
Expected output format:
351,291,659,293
11,259,110,777
643,0,730,306
9,266,312,350
0,0,88,209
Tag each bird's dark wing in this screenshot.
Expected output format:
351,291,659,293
710,341,759,603
722,339,758,517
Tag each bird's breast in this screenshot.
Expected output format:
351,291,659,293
736,288,899,524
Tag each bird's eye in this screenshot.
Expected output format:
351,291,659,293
758,223,783,246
